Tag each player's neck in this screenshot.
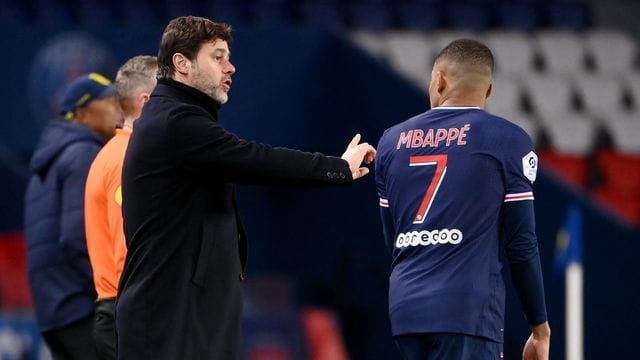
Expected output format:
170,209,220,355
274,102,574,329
437,95,485,109
436,86,487,109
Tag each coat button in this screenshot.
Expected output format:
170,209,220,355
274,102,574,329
326,171,333,179
239,273,245,282
339,173,346,179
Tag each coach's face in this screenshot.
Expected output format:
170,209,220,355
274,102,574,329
186,40,235,104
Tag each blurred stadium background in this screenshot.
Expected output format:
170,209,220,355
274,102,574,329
0,0,639,359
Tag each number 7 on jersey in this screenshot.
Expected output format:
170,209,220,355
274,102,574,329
410,155,448,224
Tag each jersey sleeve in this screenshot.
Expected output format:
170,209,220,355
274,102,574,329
502,128,538,204
375,133,395,253
375,137,388,207
499,126,548,325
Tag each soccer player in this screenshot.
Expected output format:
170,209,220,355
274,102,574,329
375,39,550,359
84,56,157,360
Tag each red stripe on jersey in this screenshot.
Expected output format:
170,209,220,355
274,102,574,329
504,192,534,202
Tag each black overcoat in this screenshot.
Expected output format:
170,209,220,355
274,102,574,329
116,78,352,359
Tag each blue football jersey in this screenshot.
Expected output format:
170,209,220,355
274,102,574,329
375,107,538,342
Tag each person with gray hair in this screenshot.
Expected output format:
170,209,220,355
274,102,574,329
114,55,158,127
84,55,158,360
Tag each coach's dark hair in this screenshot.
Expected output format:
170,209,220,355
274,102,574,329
435,39,494,75
157,16,232,79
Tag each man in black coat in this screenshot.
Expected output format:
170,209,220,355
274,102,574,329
116,16,376,360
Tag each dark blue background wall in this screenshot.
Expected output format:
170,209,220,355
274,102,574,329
2,23,639,359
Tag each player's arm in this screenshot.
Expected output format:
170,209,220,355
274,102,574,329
523,321,551,360
502,200,550,359
374,142,394,254
379,204,395,254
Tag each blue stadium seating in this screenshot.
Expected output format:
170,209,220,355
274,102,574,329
0,0,595,32
444,2,492,31
209,0,252,26
250,0,293,26
546,1,592,30
118,0,162,25
347,2,392,30
494,1,543,31
32,0,75,26
395,1,443,31
75,0,118,27
296,1,344,29
0,0,31,25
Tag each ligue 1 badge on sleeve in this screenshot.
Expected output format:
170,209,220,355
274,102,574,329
522,151,538,183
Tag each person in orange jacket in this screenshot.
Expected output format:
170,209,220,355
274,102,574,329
84,55,157,360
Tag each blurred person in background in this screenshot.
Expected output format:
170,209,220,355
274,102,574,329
24,72,121,360
117,15,375,360
375,39,550,360
84,56,157,360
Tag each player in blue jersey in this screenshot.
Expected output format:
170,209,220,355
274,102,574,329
375,39,550,359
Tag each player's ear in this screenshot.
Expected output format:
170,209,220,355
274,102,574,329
436,71,446,93
173,53,191,76
485,83,493,100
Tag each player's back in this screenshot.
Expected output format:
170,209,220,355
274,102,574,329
375,106,536,341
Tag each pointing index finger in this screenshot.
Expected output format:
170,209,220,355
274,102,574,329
348,133,361,148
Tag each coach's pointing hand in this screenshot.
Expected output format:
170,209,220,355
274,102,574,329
341,134,377,180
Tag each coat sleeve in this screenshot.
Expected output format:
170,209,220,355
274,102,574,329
170,107,353,186
59,141,101,258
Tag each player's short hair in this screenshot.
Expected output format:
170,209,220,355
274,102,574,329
115,55,158,115
157,16,232,79
434,39,494,76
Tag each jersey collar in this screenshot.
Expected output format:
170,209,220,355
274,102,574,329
431,106,481,110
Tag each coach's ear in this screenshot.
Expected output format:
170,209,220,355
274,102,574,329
173,53,191,76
